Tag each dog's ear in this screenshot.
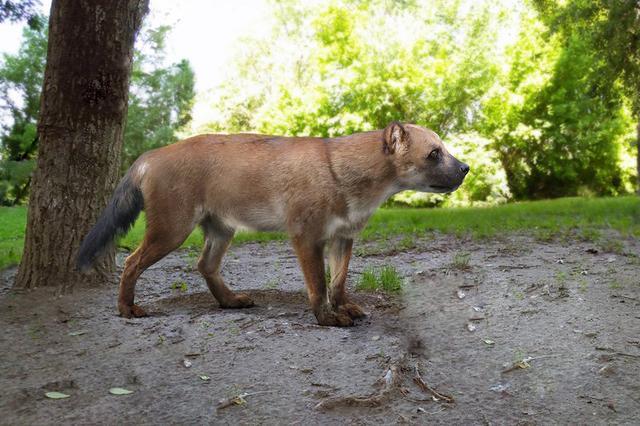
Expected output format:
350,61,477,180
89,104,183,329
383,121,409,154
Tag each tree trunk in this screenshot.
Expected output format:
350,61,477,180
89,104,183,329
15,0,148,291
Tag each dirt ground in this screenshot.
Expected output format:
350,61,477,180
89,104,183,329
1,232,639,425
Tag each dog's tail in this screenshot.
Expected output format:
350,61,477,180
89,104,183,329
76,169,144,272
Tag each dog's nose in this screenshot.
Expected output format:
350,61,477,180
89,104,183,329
460,163,470,175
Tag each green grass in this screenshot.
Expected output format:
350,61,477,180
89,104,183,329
361,196,640,240
356,265,403,293
1,196,639,270
0,206,27,270
449,251,471,270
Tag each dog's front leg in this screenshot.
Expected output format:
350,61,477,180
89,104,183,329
328,237,366,319
292,237,353,327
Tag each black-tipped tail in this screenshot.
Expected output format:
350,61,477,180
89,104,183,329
76,172,144,271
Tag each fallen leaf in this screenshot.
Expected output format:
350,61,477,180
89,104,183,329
483,339,495,346
68,330,87,336
45,391,70,399
199,375,210,381
109,387,133,395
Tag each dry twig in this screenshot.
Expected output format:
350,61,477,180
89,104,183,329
315,364,401,410
413,363,454,404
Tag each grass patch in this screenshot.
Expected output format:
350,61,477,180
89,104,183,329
356,265,403,293
171,280,188,292
1,196,639,270
0,206,26,270
449,251,471,270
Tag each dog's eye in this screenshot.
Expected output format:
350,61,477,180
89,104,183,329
428,149,440,160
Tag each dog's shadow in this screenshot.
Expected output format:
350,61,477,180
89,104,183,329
145,289,384,322
148,289,312,318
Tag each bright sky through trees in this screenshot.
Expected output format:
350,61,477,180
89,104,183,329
0,0,523,130
0,0,271,127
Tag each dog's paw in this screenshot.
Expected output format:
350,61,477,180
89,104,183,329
316,309,354,327
338,302,366,319
219,293,255,309
118,303,148,318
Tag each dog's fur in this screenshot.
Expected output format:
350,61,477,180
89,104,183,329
77,122,469,326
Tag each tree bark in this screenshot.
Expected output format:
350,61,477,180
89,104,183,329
15,0,149,290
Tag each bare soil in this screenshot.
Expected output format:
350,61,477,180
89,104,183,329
1,233,639,425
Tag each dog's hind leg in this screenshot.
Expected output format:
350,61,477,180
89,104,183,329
328,237,365,319
118,219,194,318
292,236,353,327
198,219,254,308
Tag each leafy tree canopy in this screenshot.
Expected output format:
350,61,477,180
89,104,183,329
0,19,196,204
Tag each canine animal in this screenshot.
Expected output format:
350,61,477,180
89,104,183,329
77,122,469,326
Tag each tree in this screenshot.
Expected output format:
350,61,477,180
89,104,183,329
0,19,195,203
14,0,149,291
202,0,506,138
533,0,640,193
481,6,632,199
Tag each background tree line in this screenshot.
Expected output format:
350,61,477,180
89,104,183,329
200,0,638,205
1,0,638,208
0,16,195,205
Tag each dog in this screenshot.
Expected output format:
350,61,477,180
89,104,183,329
77,122,469,326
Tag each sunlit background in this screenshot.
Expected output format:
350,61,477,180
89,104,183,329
1,0,638,207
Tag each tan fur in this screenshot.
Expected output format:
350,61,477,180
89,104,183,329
118,122,468,326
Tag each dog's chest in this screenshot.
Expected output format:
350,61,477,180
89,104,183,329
324,191,390,239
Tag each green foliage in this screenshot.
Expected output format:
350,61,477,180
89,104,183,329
0,1,42,27
122,26,196,172
201,0,636,202
357,265,403,293
481,7,633,199
202,0,507,137
0,19,46,205
531,0,640,192
0,20,196,204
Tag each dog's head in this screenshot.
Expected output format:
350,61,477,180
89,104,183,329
382,122,469,193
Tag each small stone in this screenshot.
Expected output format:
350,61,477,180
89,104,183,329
598,365,616,377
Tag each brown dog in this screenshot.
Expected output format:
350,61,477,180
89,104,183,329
77,122,468,326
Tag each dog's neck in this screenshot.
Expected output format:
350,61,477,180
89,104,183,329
327,131,401,218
